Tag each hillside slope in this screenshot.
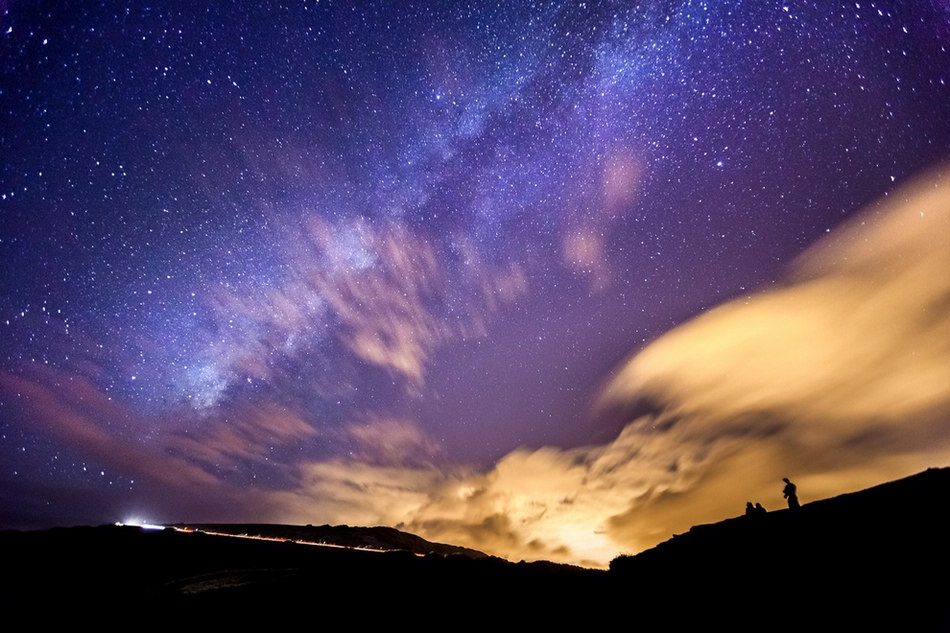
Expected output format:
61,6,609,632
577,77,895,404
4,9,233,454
1,522,608,626
3,468,948,629
611,467,950,631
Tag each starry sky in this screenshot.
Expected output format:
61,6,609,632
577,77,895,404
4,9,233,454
2,0,950,567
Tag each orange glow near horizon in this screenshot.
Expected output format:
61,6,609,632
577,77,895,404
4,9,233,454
263,166,950,568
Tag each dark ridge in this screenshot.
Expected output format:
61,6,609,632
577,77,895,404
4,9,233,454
3,468,949,629
610,467,950,631
1,522,608,626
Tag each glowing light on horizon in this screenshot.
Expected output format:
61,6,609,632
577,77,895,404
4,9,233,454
116,520,166,531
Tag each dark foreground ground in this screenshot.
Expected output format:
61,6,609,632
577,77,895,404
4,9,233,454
3,524,616,627
3,468,949,630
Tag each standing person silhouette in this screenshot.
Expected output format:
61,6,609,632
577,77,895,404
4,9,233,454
782,478,800,509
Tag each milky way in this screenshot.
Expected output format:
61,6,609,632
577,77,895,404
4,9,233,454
2,1,949,566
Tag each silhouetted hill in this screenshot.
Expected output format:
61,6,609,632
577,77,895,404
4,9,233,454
611,467,950,631
0,522,609,626
3,469,949,629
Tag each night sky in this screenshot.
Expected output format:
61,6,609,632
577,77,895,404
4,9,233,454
2,1,950,567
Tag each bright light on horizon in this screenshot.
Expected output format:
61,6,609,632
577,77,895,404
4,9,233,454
116,519,166,531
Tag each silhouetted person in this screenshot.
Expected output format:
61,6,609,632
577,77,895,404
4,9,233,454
782,478,800,509
754,502,767,516
745,502,756,516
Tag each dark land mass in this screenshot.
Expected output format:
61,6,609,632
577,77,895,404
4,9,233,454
612,466,950,631
3,468,949,629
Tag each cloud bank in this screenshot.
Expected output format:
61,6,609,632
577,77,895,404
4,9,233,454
595,165,950,551
268,165,950,566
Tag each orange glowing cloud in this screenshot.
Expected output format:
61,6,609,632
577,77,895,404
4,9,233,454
265,166,950,568
602,165,950,438
597,164,950,549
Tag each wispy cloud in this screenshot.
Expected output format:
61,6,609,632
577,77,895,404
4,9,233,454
165,402,318,472
0,367,219,490
560,147,645,293
187,217,527,405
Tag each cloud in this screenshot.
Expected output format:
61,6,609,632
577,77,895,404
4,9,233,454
0,366,220,490
561,147,644,292
601,165,950,433
194,217,527,403
595,164,950,545
292,219,527,388
261,427,679,567
562,228,610,292
603,149,643,215
0,365,318,523
346,417,445,467
165,401,318,473
264,459,452,530
261,166,950,568
3,328,651,563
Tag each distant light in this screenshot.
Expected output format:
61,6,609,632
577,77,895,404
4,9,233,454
116,519,166,530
